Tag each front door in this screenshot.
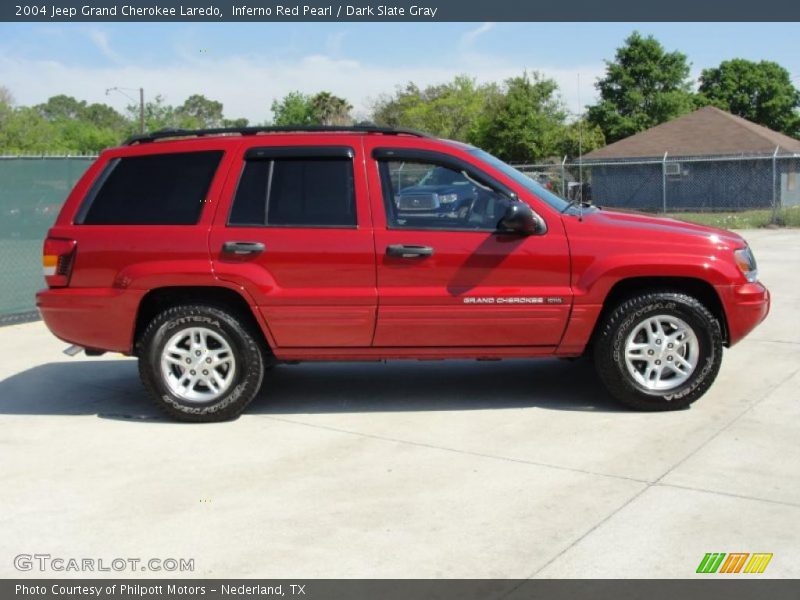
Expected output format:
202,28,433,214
366,144,572,348
210,140,376,348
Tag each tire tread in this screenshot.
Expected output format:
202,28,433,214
137,304,265,422
593,291,723,411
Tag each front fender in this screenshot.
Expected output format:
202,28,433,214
557,253,739,356
574,254,739,305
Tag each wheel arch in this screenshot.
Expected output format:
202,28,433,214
132,285,273,354
591,276,729,348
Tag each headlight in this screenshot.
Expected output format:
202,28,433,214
734,246,758,283
438,194,458,204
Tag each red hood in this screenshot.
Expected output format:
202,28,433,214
579,207,746,249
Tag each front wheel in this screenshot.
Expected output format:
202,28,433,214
593,292,723,411
137,305,265,422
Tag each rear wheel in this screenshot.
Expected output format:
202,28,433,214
593,292,723,411
138,304,265,422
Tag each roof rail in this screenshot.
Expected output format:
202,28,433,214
123,124,430,145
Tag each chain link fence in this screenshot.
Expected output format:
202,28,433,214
0,156,96,323
515,152,800,214
1,152,799,322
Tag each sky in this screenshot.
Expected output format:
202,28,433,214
1,22,799,123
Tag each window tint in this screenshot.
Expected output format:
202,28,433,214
229,158,356,227
468,147,570,211
379,160,512,231
80,151,222,225
228,158,269,226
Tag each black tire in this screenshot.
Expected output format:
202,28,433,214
593,291,723,411
137,304,265,422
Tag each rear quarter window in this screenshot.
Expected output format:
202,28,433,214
77,150,223,225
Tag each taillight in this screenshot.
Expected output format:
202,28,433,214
43,237,77,287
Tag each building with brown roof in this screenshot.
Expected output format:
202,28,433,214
582,106,800,210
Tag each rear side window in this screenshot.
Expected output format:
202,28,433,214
229,157,356,227
78,151,223,225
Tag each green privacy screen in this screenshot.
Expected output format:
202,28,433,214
0,157,95,322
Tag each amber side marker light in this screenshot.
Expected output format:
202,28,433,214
733,246,759,283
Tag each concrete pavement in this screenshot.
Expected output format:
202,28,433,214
0,229,798,578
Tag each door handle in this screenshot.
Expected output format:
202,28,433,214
222,241,265,255
386,244,434,259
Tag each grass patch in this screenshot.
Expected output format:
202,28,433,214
665,206,800,229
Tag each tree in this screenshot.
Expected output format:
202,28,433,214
0,86,13,133
0,90,248,153
29,95,127,153
270,92,317,126
587,32,696,143
470,72,567,163
0,86,14,107
175,94,225,128
311,92,353,126
35,95,87,121
82,102,128,131
270,91,353,126
222,117,250,128
127,95,178,132
56,119,122,154
0,106,68,154
698,59,800,137
371,75,497,140
371,82,423,128
555,119,605,159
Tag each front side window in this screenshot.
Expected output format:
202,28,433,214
468,147,570,211
229,157,356,227
79,151,223,225
379,159,512,231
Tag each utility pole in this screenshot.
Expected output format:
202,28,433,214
577,73,584,208
139,87,144,135
106,86,145,134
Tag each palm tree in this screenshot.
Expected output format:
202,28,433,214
311,92,353,126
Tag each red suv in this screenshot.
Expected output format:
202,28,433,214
36,126,770,422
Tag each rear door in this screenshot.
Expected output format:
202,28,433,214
364,139,572,348
210,137,377,348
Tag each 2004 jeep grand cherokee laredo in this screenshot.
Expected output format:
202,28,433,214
36,126,770,422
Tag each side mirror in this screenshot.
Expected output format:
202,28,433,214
498,202,547,236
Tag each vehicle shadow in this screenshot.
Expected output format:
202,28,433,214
0,357,624,421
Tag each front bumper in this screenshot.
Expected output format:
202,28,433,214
717,281,770,346
36,287,146,354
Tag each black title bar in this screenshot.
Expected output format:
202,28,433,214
6,579,800,600
4,0,800,22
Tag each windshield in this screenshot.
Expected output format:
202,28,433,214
468,148,570,211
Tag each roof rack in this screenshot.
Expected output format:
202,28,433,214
123,124,430,145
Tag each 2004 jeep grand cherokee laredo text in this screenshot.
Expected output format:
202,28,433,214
36,126,770,422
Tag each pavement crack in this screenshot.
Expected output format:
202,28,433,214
749,338,800,346
523,485,650,580
653,482,800,509
518,364,800,579
652,363,800,486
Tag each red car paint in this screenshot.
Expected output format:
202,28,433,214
36,132,770,361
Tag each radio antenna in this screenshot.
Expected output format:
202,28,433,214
577,73,584,222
